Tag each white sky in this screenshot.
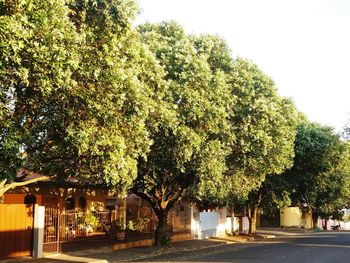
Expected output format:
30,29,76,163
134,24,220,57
134,0,350,132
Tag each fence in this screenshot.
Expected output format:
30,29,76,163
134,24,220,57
43,207,156,252
0,204,34,258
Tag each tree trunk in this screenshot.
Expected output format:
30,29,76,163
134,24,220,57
154,209,169,246
312,211,318,228
132,186,183,247
248,206,258,236
231,206,235,234
323,219,328,230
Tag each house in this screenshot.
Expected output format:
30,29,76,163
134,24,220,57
2,171,127,257
1,171,246,259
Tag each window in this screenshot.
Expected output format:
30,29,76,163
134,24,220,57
78,196,86,209
106,198,118,210
65,197,75,210
24,194,36,204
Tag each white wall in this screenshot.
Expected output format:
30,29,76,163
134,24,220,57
242,217,249,234
191,206,228,239
317,218,350,230
199,211,219,238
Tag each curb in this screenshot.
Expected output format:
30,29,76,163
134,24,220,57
256,234,276,239
45,253,109,263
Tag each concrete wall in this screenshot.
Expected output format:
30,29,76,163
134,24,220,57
242,217,249,233
280,207,312,228
317,218,350,230
170,201,192,233
280,207,301,227
301,211,312,229
190,206,228,239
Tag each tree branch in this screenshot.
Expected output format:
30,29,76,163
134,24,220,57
0,179,7,188
1,176,49,196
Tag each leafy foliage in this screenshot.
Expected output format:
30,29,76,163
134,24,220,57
0,0,79,183
0,0,161,193
256,123,350,227
285,123,348,210
201,59,299,205
133,22,234,245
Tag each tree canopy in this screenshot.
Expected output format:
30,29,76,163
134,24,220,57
195,58,299,206
0,0,162,193
285,123,350,220
250,122,350,231
132,22,233,245
2,0,350,245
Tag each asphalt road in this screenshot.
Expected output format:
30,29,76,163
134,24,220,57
141,231,350,263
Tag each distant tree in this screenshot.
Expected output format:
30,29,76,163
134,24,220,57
342,118,350,140
310,139,350,229
283,123,350,228
246,123,350,231
132,22,234,245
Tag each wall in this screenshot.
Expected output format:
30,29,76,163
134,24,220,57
256,212,261,227
217,207,227,236
280,207,301,227
191,206,228,239
0,204,34,258
4,185,121,213
317,218,350,230
301,211,312,229
199,211,220,238
170,201,192,233
3,194,42,205
191,205,200,239
242,217,249,233
280,207,312,228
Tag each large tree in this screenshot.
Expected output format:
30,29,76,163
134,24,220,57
132,22,234,245
225,59,298,234
0,0,161,196
0,0,78,195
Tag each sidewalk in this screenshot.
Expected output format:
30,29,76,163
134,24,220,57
1,235,251,263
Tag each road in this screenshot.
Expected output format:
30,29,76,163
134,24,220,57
140,231,350,263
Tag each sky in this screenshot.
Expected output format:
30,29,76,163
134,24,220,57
134,0,350,132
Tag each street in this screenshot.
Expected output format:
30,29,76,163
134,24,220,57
139,231,350,263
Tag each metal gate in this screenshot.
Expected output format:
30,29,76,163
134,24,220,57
43,208,120,253
260,210,280,227
43,207,60,253
0,204,34,258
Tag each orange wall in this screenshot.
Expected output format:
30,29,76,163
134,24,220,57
3,194,42,205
